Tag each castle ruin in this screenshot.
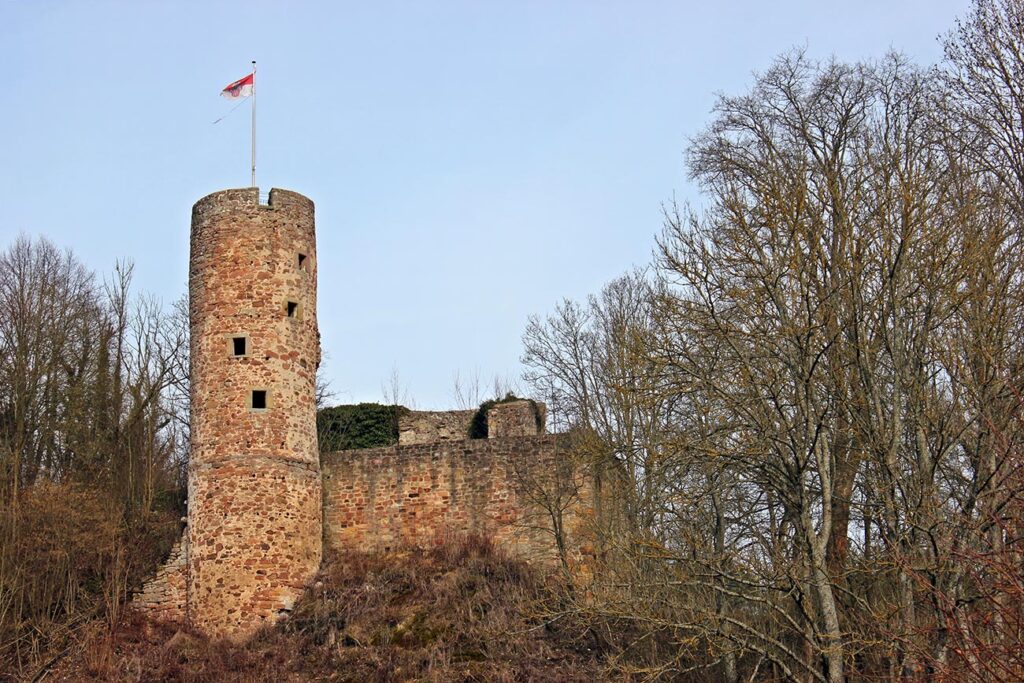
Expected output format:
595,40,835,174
133,188,583,640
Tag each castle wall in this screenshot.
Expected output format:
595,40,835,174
132,532,188,622
321,435,577,560
398,409,475,445
131,186,588,633
187,187,322,639
486,400,546,438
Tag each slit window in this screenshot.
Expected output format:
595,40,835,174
286,300,299,318
250,390,267,410
232,336,247,356
297,253,307,270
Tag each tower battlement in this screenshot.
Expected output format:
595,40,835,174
192,187,314,218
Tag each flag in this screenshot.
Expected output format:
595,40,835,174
221,73,254,99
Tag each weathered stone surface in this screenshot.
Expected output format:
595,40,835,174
187,188,322,639
487,401,546,438
322,434,583,562
398,410,475,444
132,530,188,622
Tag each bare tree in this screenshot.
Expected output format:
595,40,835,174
523,40,1024,681
452,368,484,410
0,237,188,673
0,235,97,499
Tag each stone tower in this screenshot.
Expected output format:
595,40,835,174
187,187,321,639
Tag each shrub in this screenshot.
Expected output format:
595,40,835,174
317,403,410,451
0,482,179,679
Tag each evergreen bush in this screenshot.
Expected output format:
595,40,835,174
317,403,409,451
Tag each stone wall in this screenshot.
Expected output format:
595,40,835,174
132,531,188,623
187,187,322,639
131,185,582,634
487,400,546,438
398,410,475,445
322,435,587,562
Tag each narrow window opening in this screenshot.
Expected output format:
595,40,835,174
251,390,267,410
232,336,247,356
297,253,307,270
286,301,299,318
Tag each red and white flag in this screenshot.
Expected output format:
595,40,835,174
221,73,254,99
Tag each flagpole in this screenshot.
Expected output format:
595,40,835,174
251,61,256,188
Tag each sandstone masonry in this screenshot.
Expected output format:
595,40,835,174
398,410,476,445
322,433,561,558
132,189,588,638
132,532,188,622
187,188,322,639
487,400,547,438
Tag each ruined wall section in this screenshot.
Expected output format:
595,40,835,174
487,400,546,438
188,188,322,639
132,532,188,623
322,435,590,563
398,410,475,445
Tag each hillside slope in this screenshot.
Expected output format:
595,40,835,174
51,538,603,682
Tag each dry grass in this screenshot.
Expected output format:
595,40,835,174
0,483,181,681
47,536,604,682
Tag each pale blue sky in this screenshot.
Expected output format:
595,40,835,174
1,0,970,408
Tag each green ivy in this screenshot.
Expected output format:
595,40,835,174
317,403,409,451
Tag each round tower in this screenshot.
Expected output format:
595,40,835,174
187,187,321,638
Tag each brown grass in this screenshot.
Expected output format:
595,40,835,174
47,535,604,682
0,482,181,681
